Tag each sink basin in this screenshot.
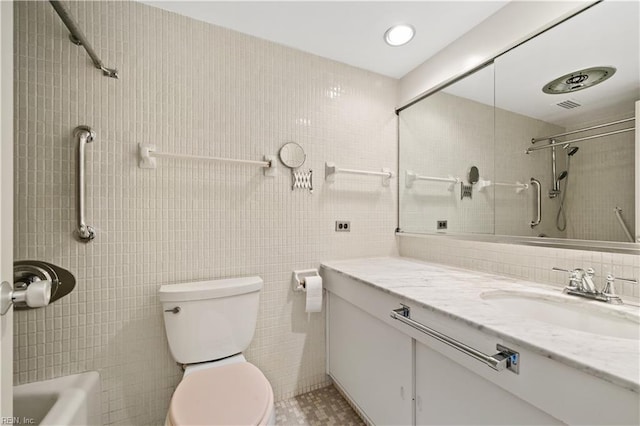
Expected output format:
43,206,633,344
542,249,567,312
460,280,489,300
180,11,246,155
481,290,640,340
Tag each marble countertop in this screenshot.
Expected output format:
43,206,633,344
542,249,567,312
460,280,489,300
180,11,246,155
321,257,640,393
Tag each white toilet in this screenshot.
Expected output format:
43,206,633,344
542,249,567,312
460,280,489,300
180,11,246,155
159,276,276,426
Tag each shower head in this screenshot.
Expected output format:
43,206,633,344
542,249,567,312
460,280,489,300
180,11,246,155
567,147,579,156
557,171,568,182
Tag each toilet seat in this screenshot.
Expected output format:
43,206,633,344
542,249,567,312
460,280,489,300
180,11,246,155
168,362,274,426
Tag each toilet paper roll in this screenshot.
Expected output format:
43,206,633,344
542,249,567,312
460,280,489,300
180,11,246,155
305,276,323,313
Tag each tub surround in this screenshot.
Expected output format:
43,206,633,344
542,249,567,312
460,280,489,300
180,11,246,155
13,371,102,426
321,257,640,393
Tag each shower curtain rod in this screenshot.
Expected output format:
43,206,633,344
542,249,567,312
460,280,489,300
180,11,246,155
531,117,634,144
525,127,635,153
49,1,119,78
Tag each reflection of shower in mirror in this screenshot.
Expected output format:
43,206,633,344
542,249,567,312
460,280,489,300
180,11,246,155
555,146,579,232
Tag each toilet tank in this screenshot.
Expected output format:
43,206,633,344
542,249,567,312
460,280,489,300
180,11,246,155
159,276,262,364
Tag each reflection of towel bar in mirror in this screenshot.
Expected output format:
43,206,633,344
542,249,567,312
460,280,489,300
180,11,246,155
477,179,529,194
405,170,460,191
325,162,394,186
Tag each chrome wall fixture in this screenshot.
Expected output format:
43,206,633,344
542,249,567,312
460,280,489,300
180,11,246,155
614,207,635,243
526,118,635,154
49,1,119,78
75,126,96,242
530,178,541,228
1,261,76,315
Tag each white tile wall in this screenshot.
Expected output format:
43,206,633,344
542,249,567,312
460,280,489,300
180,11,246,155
399,234,640,301
13,1,398,424
494,107,566,238
564,114,635,242
399,89,495,235
399,83,566,238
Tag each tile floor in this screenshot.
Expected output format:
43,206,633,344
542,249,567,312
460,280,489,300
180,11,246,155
275,385,365,426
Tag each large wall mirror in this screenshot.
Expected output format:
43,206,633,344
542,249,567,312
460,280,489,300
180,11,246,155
399,1,639,250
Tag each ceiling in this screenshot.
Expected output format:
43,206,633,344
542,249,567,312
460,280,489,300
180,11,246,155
140,1,507,79
444,1,639,128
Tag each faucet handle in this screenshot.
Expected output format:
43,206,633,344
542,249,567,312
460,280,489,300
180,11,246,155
552,267,582,290
603,274,638,297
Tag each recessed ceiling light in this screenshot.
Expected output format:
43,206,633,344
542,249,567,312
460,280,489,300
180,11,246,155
384,24,415,47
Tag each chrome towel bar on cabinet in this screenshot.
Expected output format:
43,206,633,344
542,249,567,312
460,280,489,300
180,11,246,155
390,305,519,374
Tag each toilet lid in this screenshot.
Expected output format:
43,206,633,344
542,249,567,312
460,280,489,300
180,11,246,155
169,362,272,426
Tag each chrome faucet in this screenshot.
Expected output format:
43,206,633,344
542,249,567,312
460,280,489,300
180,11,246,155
552,267,637,305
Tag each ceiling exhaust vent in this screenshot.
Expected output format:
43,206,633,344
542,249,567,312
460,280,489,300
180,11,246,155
556,99,581,109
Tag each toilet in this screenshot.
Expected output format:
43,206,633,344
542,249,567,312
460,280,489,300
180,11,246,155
159,276,275,426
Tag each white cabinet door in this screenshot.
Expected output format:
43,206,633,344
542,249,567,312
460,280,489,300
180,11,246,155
328,293,413,426
415,341,561,425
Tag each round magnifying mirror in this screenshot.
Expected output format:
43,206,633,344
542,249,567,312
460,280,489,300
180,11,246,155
279,142,306,169
468,166,479,184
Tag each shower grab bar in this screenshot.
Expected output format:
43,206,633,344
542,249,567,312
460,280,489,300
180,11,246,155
75,126,96,242
530,178,541,228
531,117,634,144
138,144,277,176
526,127,635,153
49,1,118,78
390,305,519,374
405,170,460,191
325,162,394,186
614,207,635,243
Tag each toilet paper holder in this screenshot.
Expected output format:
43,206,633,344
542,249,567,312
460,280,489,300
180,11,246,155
292,269,320,292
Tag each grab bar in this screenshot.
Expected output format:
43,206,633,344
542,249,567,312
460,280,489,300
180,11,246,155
391,305,519,374
530,178,541,228
391,304,520,374
614,207,635,243
75,126,96,242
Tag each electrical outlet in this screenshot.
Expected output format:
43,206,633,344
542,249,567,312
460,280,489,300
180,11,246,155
437,220,448,230
335,221,351,232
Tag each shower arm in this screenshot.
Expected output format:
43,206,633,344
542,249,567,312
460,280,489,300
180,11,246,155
49,1,118,78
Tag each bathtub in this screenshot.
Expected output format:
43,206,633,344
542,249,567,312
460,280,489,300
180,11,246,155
14,371,101,426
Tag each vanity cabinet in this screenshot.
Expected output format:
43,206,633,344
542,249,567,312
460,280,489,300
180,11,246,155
324,265,640,426
327,293,413,425
414,341,559,425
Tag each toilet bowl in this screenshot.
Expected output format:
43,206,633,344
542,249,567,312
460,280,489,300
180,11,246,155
166,357,275,426
159,277,275,426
